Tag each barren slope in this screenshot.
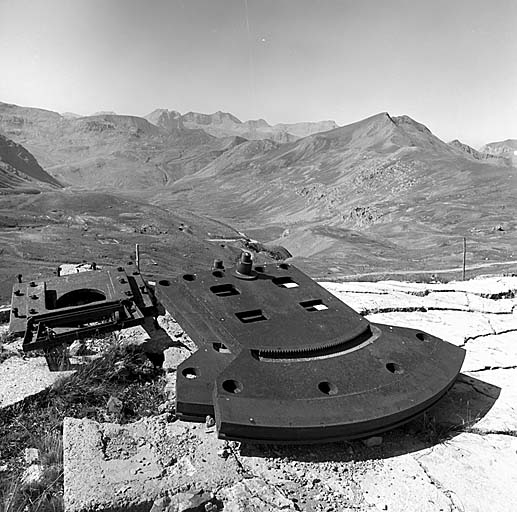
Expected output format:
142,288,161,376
155,113,517,279
0,102,245,191
480,139,517,166
0,134,62,191
0,189,265,303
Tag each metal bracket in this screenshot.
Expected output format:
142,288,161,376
155,254,465,443
10,267,155,352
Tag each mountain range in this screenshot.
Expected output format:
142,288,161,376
145,109,338,142
0,99,515,285
155,112,516,277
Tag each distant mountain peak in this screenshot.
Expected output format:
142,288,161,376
147,108,181,117
145,108,183,130
245,118,270,128
479,139,517,165
61,112,81,119
91,110,117,116
448,139,487,161
182,111,243,125
144,108,339,141
392,114,432,133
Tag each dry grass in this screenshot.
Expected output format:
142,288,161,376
0,331,19,364
0,343,167,512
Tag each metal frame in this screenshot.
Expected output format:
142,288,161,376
10,267,155,352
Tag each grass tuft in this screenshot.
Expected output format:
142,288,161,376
0,342,167,512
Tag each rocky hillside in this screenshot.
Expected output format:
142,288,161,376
0,101,246,190
1,100,515,280
145,108,338,142
155,112,517,279
448,139,509,164
0,134,62,190
0,187,278,302
480,139,517,165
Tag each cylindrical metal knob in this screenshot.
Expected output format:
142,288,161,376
234,252,256,280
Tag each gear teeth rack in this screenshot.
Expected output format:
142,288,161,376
155,253,465,444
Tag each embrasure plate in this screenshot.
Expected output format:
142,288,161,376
155,256,465,443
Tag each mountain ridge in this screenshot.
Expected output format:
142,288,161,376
480,139,517,165
0,101,244,190
154,109,516,279
448,139,509,164
0,133,62,190
0,99,515,282
144,108,338,142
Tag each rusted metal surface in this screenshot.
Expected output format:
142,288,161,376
155,253,465,443
10,266,154,352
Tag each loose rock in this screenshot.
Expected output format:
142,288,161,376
362,436,383,448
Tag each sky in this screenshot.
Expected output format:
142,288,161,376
0,0,515,148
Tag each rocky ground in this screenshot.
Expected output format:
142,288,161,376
1,275,516,512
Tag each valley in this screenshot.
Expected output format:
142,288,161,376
0,100,515,293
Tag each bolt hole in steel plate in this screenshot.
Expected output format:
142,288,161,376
223,379,243,394
416,332,429,341
159,280,171,286
318,381,338,395
182,367,199,379
183,274,196,281
386,362,403,374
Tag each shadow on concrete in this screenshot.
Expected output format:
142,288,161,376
239,373,501,462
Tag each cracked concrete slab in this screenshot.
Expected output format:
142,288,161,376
63,416,242,512
323,285,515,315
462,332,517,372
358,454,453,511
413,432,517,512
321,276,517,299
463,368,517,433
425,373,503,434
365,310,499,345
0,356,72,408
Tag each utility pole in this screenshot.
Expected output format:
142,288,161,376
135,243,140,270
462,237,467,281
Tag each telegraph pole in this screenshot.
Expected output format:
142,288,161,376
462,237,467,281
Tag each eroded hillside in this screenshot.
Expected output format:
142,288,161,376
0,134,62,191
154,113,517,279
